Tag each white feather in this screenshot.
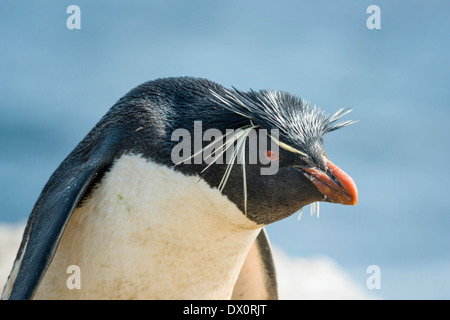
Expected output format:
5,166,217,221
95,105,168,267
33,154,262,300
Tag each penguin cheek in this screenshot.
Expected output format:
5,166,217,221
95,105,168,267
299,175,326,204
279,169,323,213
288,169,325,205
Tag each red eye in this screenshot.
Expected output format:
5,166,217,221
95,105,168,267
266,150,279,161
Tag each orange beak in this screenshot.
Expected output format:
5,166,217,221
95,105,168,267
302,160,358,205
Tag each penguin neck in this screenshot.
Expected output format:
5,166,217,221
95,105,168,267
35,154,263,299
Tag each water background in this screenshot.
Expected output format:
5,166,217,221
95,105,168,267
1,1,449,299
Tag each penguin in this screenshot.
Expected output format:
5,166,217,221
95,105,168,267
2,77,358,300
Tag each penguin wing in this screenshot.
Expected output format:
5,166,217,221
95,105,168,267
3,132,119,300
232,228,278,300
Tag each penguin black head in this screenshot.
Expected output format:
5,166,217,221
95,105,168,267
99,77,358,225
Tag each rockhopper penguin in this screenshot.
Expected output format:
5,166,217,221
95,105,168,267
2,77,358,300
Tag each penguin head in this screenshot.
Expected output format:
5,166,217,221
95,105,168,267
197,87,359,225
120,78,358,226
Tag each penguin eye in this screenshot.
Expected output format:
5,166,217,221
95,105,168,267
266,150,279,162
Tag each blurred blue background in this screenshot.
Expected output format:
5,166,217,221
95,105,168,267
1,0,449,299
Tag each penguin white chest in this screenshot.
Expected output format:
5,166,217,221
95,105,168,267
33,154,261,299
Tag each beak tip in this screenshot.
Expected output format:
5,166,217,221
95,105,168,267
326,160,358,206
305,160,358,207
346,184,358,206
